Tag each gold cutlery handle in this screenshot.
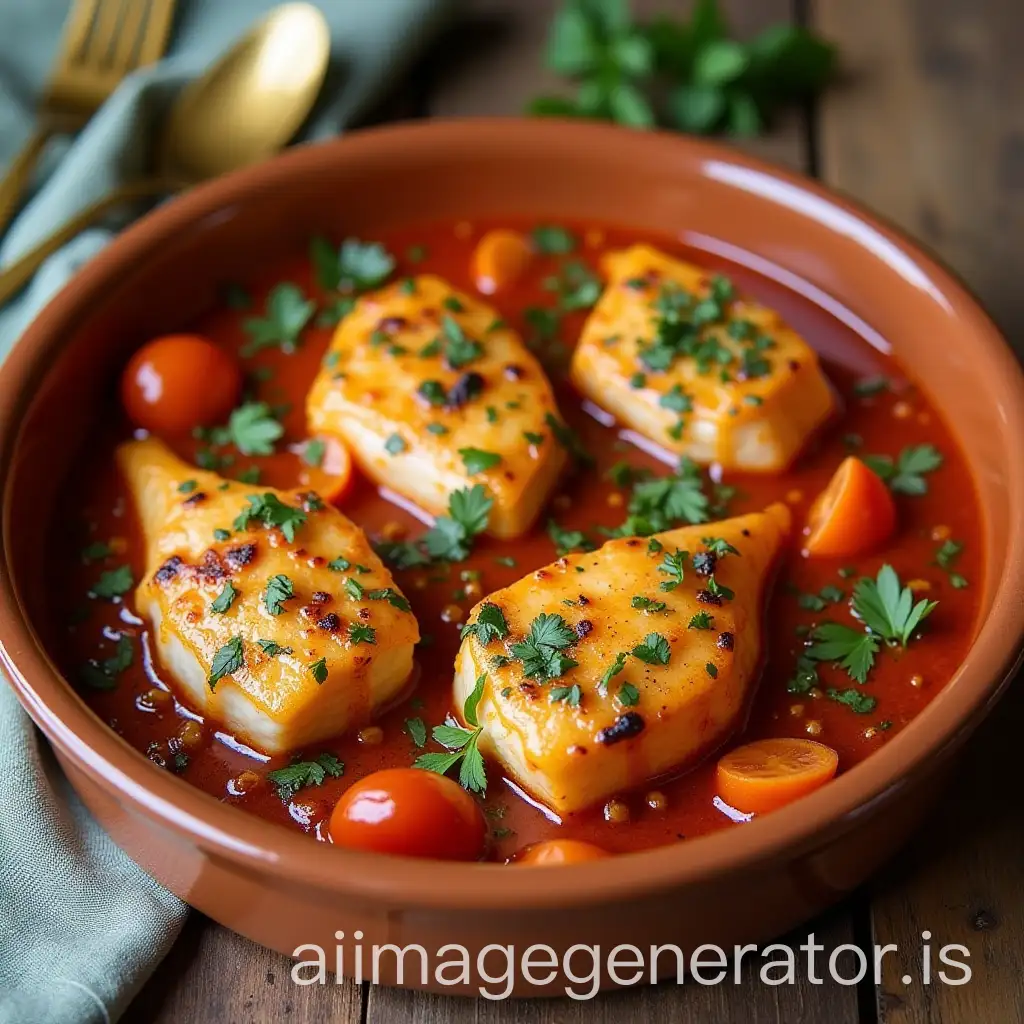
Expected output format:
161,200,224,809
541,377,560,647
0,128,52,238
0,178,170,307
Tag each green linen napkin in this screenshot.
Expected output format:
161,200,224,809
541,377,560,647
0,2,456,1022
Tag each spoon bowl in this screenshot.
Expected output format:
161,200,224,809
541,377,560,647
160,2,331,182
0,2,330,304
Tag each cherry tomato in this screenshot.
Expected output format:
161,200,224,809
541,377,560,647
512,839,610,866
328,768,487,861
121,334,241,435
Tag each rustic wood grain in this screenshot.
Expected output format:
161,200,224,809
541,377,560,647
122,914,364,1024
813,0,1024,1021
423,0,809,172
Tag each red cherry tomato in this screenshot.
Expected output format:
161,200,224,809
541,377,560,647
121,334,241,435
328,768,487,861
512,839,610,866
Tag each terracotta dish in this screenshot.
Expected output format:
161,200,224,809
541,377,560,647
2,120,1022,994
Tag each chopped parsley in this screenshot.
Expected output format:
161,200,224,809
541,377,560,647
263,574,294,615
90,565,133,600
549,683,582,707
233,493,307,541
617,682,640,706
864,444,943,496
935,539,968,588
441,316,483,369
384,433,407,456
530,224,577,254
459,447,502,475
632,632,671,665
461,602,509,645
309,657,328,684
688,611,714,630
348,624,376,645
208,636,244,690
81,635,133,691
632,596,668,614
657,548,688,591
211,581,239,614
547,519,596,556
544,412,594,468
413,673,488,793
659,384,693,413
80,541,112,564
302,438,326,467
404,717,428,747
177,479,198,494
827,688,877,714
510,613,578,681
257,639,292,657
242,282,315,355
607,457,709,537
598,652,628,692
311,236,395,292
266,752,343,801
211,402,284,456
544,260,601,311
806,565,937,683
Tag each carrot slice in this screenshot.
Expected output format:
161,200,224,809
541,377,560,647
717,738,839,814
296,434,353,505
804,456,896,558
472,229,533,295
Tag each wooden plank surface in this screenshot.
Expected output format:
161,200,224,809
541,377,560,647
813,1,1024,1022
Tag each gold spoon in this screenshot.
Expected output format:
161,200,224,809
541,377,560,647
0,2,329,306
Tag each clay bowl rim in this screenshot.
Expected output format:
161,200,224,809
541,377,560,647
2,118,1023,913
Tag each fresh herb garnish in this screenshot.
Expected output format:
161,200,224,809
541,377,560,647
827,688,878,714
510,613,579,681
549,683,583,707
864,445,943,496
547,519,596,556
257,639,293,657
233,493,307,541
688,611,714,630
208,636,244,690
348,624,376,645
310,657,329,684
266,752,343,801
531,224,577,254
81,635,133,691
404,717,428,747
806,565,937,683
90,565,133,600
211,581,239,614
657,548,688,591
544,412,595,468
212,402,284,456
384,433,407,456
302,438,326,467
459,447,502,475
312,236,395,292
598,651,628,692
632,595,667,614
461,602,509,645
413,673,488,793
441,316,483,369
632,631,671,665
376,485,493,567
609,457,709,537
242,283,315,355
544,260,602,311
80,541,112,564
263,574,294,616
529,0,835,137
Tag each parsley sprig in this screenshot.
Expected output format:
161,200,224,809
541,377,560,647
806,565,937,684
510,613,579,681
864,445,943,496
242,283,315,355
266,752,344,801
529,0,835,137
375,485,493,568
413,674,488,794
607,457,710,537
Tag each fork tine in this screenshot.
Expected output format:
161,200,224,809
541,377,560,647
110,0,148,74
58,0,100,64
135,0,177,68
82,0,127,68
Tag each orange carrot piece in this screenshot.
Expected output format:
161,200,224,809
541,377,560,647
717,738,839,814
804,455,897,558
472,229,533,295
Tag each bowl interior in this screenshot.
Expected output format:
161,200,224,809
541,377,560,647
2,120,1022,903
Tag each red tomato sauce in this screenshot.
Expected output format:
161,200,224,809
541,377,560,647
51,219,984,858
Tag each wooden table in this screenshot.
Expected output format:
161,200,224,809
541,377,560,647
126,2,1024,1021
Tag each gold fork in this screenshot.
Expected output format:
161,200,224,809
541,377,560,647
0,0,177,236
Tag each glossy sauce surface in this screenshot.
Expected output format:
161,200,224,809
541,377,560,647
53,220,984,858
